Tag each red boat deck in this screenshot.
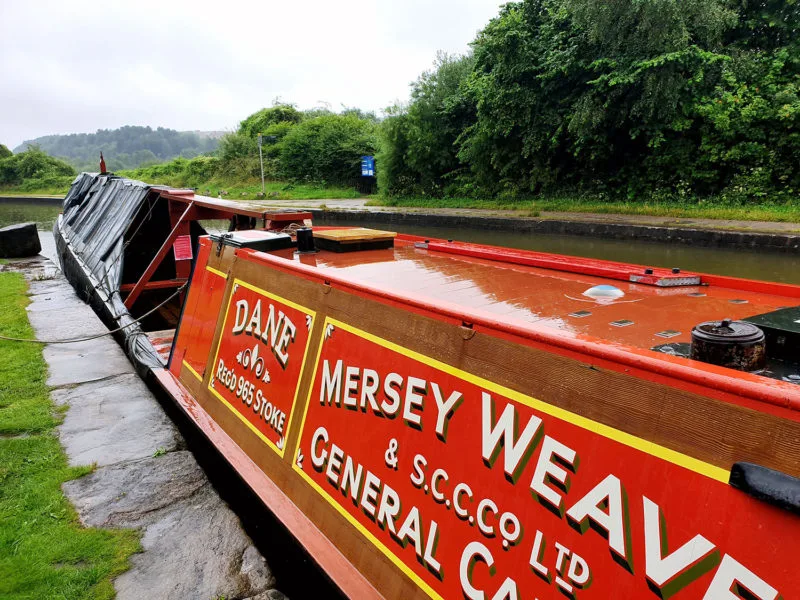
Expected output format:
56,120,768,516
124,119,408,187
148,329,175,364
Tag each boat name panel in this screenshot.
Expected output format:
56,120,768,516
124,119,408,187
292,317,796,600
209,279,315,456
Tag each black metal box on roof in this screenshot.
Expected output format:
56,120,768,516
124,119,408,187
210,230,294,252
744,306,800,364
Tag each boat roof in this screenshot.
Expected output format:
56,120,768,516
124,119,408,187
268,233,796,355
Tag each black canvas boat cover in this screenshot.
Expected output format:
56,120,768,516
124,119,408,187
55,173,163,372
61,173,152,293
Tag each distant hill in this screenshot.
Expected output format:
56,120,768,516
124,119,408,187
14,126,223,171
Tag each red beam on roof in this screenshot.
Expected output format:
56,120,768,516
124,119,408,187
124,201,195,310
120,278,186,292
426,240,703,287
162,190,311,221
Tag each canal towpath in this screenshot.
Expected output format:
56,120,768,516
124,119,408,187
244,198,800,236
3,243,286,600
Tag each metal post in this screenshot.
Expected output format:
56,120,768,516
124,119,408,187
258,133,265,195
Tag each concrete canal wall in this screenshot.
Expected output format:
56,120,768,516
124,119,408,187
0,195,63,204
9,252,285,600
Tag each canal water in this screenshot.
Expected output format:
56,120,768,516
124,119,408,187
2,198,797,284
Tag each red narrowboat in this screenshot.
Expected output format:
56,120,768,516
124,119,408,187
56,174,800,600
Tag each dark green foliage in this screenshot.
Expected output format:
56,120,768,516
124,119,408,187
0,146,75,187
124,156,222,188
217,133,261,179
237,104,304,139
380,0,799,202
0,145,11,159
279,115,378,184
340,107,380,123
15,126,220,171
377,53,476,197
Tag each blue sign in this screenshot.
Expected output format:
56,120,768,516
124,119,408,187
361,155,375,177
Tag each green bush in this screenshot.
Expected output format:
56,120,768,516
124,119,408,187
116,108,380,189
183,156,220,183
0,144,11,159
279,114,377,184
0,147,75,187
238,104,303,139
217,132,260,179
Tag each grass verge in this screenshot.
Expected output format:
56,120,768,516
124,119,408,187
182,179,365,201
0,175,75,197
116,170,366,202
0,190,65,198
0,272,139,599
3,174,367,202
368,196,800,223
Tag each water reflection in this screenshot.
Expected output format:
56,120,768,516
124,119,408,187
333,220,800,285
0,200,62,230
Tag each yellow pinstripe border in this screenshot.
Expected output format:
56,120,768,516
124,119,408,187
291,316,730,600
182,360,203,382
208,278,315,458
206,265,228,279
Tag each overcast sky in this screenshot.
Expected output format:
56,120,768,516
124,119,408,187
0,0,505,148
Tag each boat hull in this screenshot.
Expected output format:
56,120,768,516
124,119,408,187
162,236,800,600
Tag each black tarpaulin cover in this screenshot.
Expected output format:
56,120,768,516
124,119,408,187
55,173,164,372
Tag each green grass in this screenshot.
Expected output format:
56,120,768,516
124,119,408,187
116,169,366,201
185,179,365,201
368,196,800,223
0,190,65,198
0,175,75,197
0,272,139,599
2,172,365,202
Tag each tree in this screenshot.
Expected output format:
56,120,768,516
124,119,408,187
0,146,75,186
217,132,260,179
279,114,377,183
379,0,797,201
0,144,11,159
14,126,219,170
378,52,475,197
238,104,303,139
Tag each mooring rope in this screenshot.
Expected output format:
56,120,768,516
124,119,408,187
0,283,187,344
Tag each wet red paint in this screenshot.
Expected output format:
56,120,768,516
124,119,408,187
248,238,800,413
170,238,227,380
